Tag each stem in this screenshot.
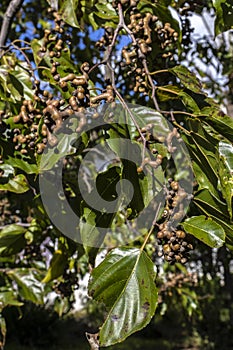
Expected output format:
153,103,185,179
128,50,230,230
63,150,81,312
157,86,179,95
109,62,147,163
0,0,24,56
89,3,160,110
149,69,169,76
161,110,200,118
140,202,161,252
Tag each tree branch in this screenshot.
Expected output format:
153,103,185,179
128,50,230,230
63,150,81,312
0,0,24,56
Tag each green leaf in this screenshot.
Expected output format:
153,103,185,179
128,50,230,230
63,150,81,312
157,85,181,102
4,157,38,174
54,296,70,316
94,1,117,20
80,166,121,253
7,268,44,304
178,91,200,113
42,249,68,283
0,288,23,308
194,188,229,220
11,65,34,100
204,113,233,143
88,247,158,346
39,119,79,171
0,174,29,193
192,162,218,196
0,164,15,179
181,215,225,248
170,66,203,94
59,0,80,28
182,124,219,188
31,38,51,68
210,216,233,243
213,0,233,35
0,224,27,256
218,141,233,219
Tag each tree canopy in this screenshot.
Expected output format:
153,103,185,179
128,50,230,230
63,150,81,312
0,0,233,349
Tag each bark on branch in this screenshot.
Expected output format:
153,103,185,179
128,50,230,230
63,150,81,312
0,0,24,55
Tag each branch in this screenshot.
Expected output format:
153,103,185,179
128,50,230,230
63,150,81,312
86,333,99,350
0,0,24,56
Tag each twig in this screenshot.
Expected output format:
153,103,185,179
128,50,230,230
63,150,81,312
142,59,160,110
108,62,147,163
140,202,161,252
86,332,99,350
89,4,160,110
116,4,160,110
0,0,24,56
89,3,125,75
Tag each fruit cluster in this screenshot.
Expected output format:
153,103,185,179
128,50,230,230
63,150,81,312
157,180,193,264
53,268,79,300
111,1,178,97
96,26,114,51
159,271,198,297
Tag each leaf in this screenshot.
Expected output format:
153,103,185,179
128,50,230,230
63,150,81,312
0,164,15,179
88,247,158,346
11,65,34,100
178,91,200,113
7,268,44,304
170,66,203,94
59,0,80,28
181,215,225,248
42,249,68,283
94,1,117,20
39,118,79,171
129,105,169,135
80,166,121,253
4,157,38,174
213,0,233,35
0,224,27,256
204,113,233,143
194,188,229,220
0,288,23,308
192,162,218,196
182,131,218,188
0,174,29,193
210,216,233,243
218,141,233,219
53,296,70,317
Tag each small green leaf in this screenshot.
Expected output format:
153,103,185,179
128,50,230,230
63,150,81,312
0,174,29,193
213,0,233,35
94,1,117,20
88,247,158,346
0,224,27,256
59,0,80,28
7,268,44,304
194,188,229,220
181,215,225,248
42,249,68,283
39,119,79,171
170,66,203,94
0,288,23,308
218,141,233,219
205,113,233,143
0,164,15,179
5,157,38,174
